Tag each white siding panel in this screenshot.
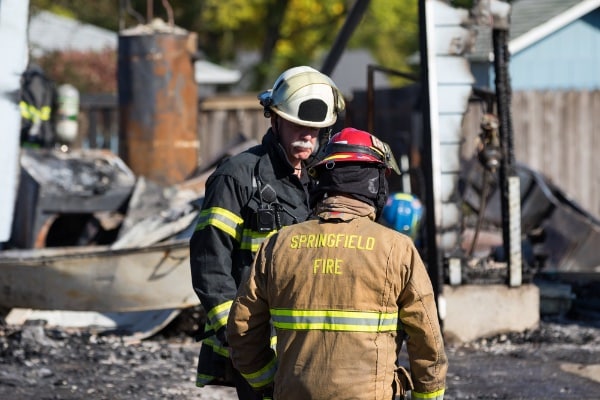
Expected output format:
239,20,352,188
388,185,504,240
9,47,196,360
440,173,460,202
436,57,476,84
440,203,461,228
438,86,473,113
440,144,462,173
432,0,470,26
439,114,465,143
434,26,476,56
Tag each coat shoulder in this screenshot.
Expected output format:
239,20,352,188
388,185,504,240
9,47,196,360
211,145,265,178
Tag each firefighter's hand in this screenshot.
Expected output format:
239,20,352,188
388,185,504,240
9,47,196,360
216,326,228,346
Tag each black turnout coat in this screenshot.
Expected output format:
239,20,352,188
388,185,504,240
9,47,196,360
190,129,314,386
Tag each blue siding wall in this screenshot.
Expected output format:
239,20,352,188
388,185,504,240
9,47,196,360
486,9,600,90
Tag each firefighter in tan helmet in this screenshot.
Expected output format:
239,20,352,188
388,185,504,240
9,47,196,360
227,127,448,399
190,66,344,399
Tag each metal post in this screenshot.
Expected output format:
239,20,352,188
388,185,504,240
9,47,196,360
418,0,443,309
492,27,522,287
320,0,371,76
367,65,374,134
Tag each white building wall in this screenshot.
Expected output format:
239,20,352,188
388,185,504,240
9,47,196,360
425,0,476,252
0,0,30,243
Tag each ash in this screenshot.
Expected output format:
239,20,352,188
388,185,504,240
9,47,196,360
0,307,234,400
1,308,598,400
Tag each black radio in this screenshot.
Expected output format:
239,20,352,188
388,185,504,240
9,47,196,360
256,206,277,232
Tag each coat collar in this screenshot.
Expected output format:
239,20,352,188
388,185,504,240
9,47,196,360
315,195,376,221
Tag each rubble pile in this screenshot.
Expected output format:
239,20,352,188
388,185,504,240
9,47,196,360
445,316,600,399
1,310,598,399
0,323,198,399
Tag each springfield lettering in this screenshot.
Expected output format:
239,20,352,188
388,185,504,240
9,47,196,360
290,233,375,250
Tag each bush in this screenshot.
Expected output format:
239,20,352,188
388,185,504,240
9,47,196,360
35,48,117,93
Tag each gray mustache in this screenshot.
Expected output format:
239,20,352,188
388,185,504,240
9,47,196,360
291,140,314,150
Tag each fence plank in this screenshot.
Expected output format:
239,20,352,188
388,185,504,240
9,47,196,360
575,91,591,208
592,91,600,218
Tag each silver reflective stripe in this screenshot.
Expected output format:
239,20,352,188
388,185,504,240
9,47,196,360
196,207,243,240
270,308,398,332
203,336,229,357
241,228,276,252
207,300,233,331
241,355,277,389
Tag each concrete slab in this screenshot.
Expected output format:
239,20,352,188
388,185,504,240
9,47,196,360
441,284,539,344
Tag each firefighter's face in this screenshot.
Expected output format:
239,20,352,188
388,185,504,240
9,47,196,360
274,117,319,164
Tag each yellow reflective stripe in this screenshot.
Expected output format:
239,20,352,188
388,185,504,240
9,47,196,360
412,388,445,399
241,355,277,389
203,336,230,357
196,373,214,387
19,101,51,121
271,308,398,332
19,101,31,118
196,207,243,241
207,300,233,331
40,105,51,120
240,228,276,252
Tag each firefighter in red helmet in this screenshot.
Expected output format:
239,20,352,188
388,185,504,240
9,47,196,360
227,127,448,400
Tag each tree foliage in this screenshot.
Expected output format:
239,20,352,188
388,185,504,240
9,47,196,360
349,0,420,85
29,0,420,92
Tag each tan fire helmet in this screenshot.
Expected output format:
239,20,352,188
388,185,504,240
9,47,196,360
258,66,345,128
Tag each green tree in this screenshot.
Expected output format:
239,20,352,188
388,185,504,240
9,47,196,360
349,0,420,85
190,0,350,89
29,0,421,91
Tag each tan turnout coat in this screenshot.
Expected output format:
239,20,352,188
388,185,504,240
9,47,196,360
227,196,448,399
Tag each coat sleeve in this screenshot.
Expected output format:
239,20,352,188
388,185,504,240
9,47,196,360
190,173,248,333
396,240,448,399
227,240,277,390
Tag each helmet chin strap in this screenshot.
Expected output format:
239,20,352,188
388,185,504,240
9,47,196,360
272,115,280,137
375,168,388,220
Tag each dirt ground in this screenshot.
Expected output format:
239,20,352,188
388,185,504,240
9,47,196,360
1,309,599,400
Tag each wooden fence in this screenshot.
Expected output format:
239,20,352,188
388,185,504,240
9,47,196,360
195,95,269,168
78,94,269,170
77,90,600,219
462,90,600,219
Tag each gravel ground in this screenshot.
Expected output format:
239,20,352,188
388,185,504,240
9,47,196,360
1,309,599,400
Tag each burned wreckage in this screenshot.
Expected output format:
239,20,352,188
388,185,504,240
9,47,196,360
0,2,216,336
1,0,599,339
0,132,259,336
1,148,202,313
1,133,598,335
